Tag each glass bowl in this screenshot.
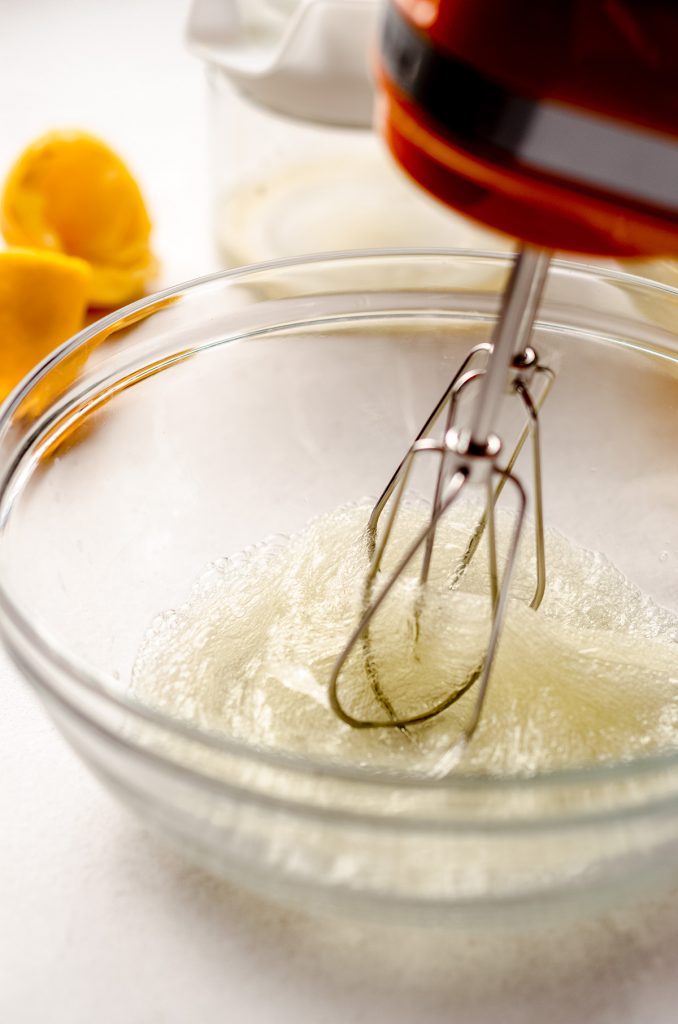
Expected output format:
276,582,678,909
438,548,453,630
2,250,678,925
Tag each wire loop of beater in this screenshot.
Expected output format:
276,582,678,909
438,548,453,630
328,442,527,736
328,362,543,734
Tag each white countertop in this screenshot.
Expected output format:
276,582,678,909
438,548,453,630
2,2,678,1021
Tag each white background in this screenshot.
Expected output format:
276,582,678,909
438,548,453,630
2,2,678,1022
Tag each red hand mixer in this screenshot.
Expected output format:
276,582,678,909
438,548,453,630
329,0,678,771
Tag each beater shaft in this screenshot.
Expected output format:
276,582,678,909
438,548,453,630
469,248,551,447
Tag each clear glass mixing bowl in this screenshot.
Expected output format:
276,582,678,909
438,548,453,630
2,250,678,924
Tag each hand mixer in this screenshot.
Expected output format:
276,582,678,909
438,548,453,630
329,0,678,769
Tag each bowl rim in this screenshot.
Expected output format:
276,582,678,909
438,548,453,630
2,246,678,798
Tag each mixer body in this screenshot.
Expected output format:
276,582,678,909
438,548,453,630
378,0,678,256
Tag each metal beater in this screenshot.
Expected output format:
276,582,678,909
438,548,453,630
328,0,678,766
329,247,553,763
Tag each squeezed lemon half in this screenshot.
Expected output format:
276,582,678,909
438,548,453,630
0,247,92,403
1,130,157,306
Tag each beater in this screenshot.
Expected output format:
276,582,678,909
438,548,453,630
329,0,678,764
